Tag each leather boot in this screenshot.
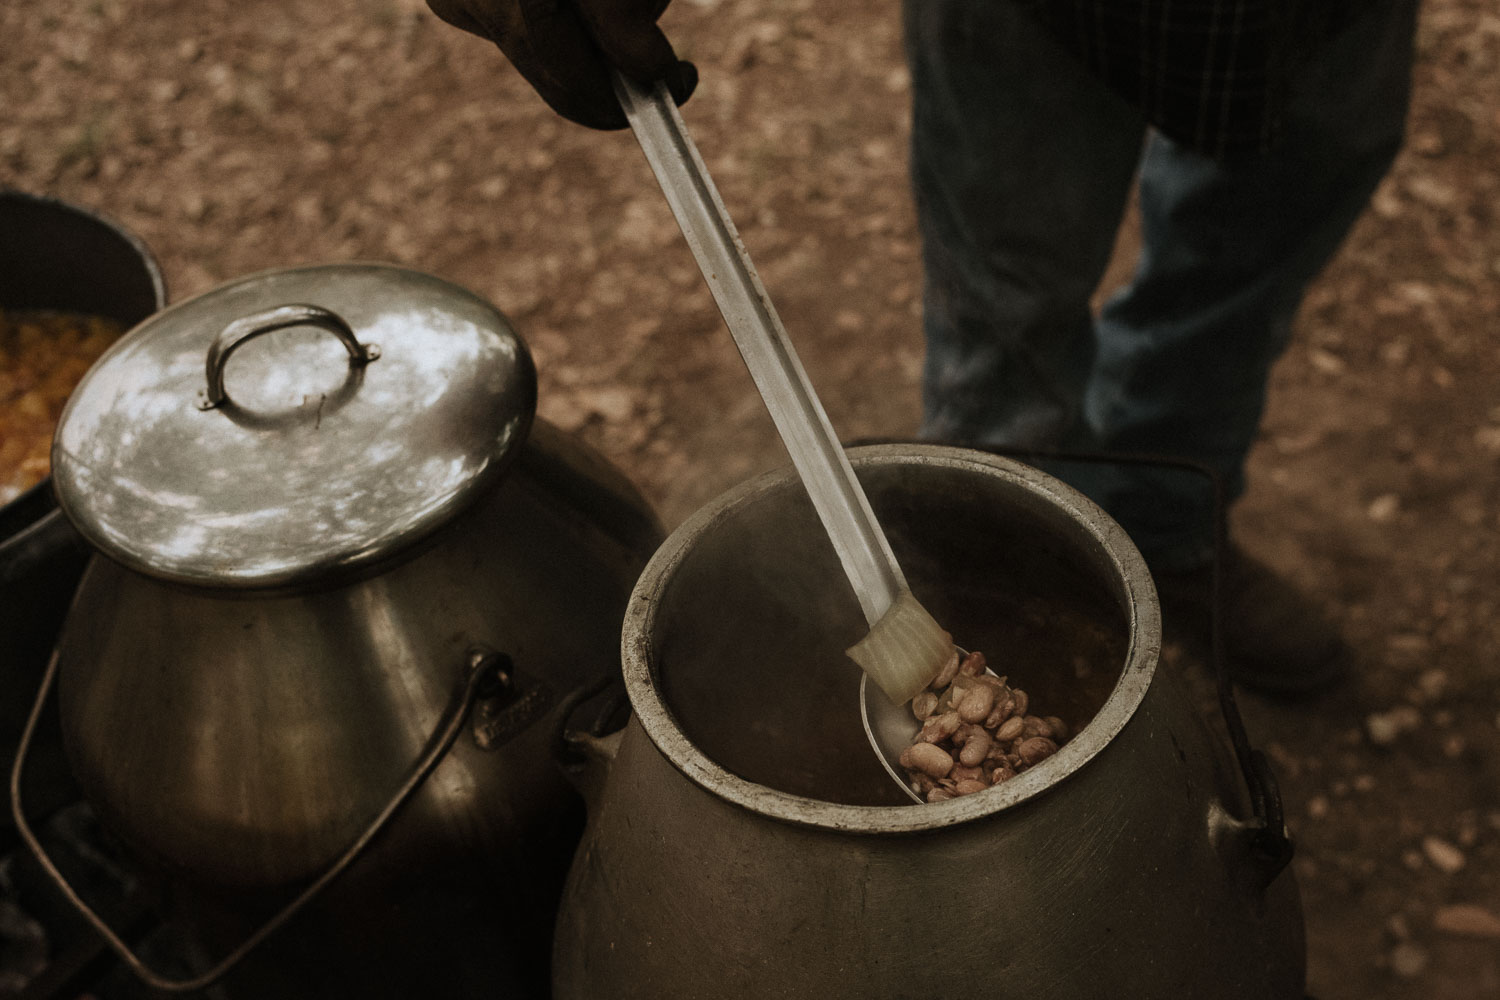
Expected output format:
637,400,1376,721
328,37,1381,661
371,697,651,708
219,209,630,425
1151,545,1348,697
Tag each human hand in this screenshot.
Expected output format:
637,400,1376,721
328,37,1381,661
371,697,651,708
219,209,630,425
427,0,697,129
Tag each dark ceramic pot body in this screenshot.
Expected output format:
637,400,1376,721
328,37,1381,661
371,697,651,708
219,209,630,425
1,190,165,841
553,445,1306,999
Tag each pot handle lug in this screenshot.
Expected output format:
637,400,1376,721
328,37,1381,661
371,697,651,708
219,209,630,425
1203,549,1294,886
560,728,623,811
198,303,379,410
554,675,627,811
8,646,502,993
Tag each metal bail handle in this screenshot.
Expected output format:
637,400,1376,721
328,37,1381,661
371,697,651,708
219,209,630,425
199,303,380,410
8,648,503,993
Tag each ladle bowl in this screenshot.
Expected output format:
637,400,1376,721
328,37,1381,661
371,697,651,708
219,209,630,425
861,649,1000,803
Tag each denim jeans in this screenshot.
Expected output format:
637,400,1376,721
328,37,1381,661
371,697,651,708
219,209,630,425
905,0,1419,570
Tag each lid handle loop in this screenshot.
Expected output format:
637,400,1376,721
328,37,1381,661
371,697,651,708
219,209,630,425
200,304,380,410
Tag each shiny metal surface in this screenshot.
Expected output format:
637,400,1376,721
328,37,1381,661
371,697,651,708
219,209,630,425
615,77,906,628
554,445,1305,999
201,304,380,410
56,420,659,888
50,419,664,998
620,75,954,731
51,264,536,591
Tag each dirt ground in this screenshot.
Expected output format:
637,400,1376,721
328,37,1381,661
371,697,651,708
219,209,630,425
2,0,1498,997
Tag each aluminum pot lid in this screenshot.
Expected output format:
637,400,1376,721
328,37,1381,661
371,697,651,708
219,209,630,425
51,263,537,591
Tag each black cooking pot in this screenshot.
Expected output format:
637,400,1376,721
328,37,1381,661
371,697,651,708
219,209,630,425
0,190,165,841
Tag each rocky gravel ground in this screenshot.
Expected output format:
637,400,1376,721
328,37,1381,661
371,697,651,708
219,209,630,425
3,0,1498,997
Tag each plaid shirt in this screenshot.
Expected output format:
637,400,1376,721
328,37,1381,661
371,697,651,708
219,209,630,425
1020,0,1352,158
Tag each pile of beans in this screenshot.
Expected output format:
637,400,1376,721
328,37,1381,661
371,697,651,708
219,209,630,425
0,309,121,505
898,649,1068,802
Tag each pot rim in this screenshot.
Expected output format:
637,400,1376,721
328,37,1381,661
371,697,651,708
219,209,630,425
619,444,1161,834
0,188,167,324
0,188,167,531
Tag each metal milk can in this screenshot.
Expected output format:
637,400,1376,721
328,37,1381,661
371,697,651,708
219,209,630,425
553,445,1305,999
9,263,663,997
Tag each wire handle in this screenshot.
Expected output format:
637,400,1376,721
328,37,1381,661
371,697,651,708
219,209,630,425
9,647,501,992
956,442,1295,881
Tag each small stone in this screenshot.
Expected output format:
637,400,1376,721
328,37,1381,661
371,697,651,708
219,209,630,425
149,78,182,103
1422,836,1466,874
1405,175,1458,208
1309,348,1347,374
1366,706,1422,745
1409,129,1445,156
1433,904,1500,939
1402,849,1425,871
540,392,592,433
1385,913,1411,941
1306,795,1330,819
1353,774,1377,793
1367,493,1401,523
1476,426,1500,455
1389,942,1428,979
589,386,635,423
1387,633,1431,655
1416,668,1448,700
181,191,208,221
1381,338,1412,365
1371,180,1403,218
1395,280,1439,306
1442,735,1466,758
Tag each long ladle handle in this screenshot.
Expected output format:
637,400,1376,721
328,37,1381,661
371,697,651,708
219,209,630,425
614,74,904,627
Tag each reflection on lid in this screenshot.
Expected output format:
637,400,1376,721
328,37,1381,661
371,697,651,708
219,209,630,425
52,266,536,591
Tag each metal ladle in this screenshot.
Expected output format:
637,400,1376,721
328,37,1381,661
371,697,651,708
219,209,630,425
860,664,942,801
615,75,978,803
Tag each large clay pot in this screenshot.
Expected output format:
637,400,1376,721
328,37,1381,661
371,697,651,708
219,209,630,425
553,445,1305,999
